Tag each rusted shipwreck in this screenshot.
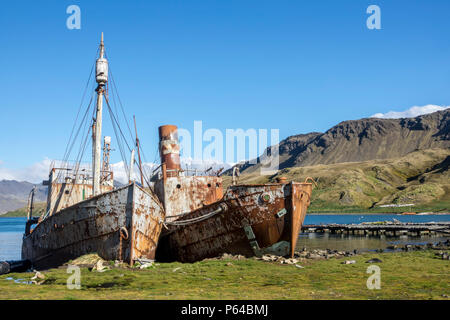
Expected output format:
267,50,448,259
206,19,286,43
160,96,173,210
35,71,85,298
21,34,313,269
22,34,165,269
154,125,313,262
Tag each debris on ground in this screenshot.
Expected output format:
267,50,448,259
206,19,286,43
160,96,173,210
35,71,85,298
66,253,104,267
31,271,45,280
220,253,246,260
30,271,46,285
294,248,357,260
280,258,299,265
114,260,130,268
256,254,297,264
341,260,356,265
435,251,450,260
256,255,302,265
132,258,158,270
139,262,155,269
202,253,247,262
91,259,110,272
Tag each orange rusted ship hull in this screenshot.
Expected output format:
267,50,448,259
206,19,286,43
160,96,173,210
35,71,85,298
22,183,165,270
156,182,312,262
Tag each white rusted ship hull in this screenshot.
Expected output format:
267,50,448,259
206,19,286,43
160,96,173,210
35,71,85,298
22,183,164,270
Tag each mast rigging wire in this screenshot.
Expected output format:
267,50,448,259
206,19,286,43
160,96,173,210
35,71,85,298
49,46,161,206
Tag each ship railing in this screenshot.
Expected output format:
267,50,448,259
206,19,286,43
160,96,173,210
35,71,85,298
46,161,113,185
150,162,225,181
154,168,222,179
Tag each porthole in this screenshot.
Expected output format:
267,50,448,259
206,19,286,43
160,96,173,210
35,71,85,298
260,192,272,203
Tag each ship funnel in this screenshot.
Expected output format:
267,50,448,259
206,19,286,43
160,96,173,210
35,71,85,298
158,125,181,177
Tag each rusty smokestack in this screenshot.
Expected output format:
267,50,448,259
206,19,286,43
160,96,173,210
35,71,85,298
159,125,181,177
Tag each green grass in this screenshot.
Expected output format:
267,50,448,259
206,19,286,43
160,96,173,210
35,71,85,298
0,250,448,300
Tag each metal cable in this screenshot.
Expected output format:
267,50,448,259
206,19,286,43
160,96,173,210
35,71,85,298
165,207,224,226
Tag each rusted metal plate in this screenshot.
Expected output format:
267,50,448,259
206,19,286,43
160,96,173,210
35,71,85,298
22,183,165,270
130,185,165,261
155,176,223,218
156,182,312,262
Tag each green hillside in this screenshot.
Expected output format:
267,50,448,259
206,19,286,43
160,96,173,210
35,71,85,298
224,148,450,213
1,202,46,217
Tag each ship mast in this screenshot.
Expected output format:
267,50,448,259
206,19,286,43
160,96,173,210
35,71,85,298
93,32,108,196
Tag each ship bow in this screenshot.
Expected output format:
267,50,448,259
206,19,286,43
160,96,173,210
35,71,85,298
290,182,312,257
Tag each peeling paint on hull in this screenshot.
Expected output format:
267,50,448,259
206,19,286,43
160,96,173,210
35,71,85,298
22,183,165,270
156,182,312,263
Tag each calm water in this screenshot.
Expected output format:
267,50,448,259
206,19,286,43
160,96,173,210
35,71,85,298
0,215,449,261
298,214,450,252
0,217,26,261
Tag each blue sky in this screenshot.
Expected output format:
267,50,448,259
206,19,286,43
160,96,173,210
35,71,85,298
1,0,450,180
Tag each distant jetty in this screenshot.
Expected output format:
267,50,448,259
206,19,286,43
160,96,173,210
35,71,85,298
302,221,450,236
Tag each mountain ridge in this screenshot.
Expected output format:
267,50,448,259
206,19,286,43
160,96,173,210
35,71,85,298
223,147,450,212
234,109,450,174
0,180,47,214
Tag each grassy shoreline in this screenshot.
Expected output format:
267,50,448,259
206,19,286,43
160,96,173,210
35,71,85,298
0,250,448,300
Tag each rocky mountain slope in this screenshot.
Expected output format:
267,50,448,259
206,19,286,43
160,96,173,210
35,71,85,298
236,109,450,174
0,180,47,214
224,148,450,212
